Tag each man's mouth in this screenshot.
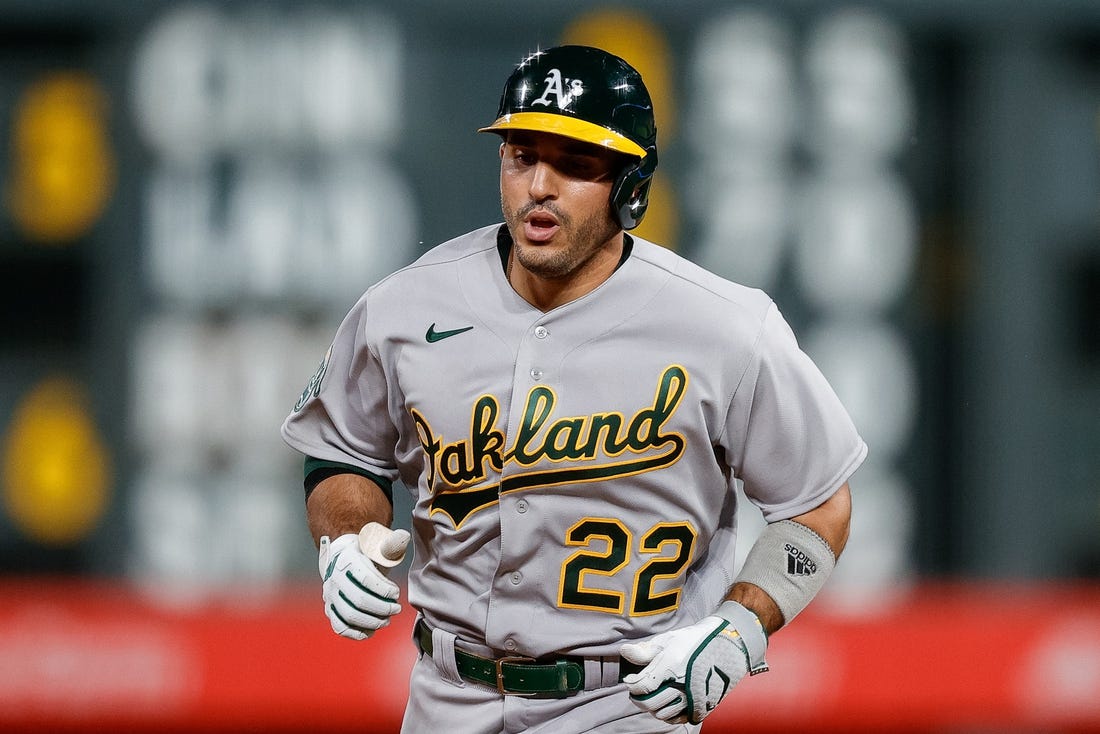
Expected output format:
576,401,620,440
523,210,560,242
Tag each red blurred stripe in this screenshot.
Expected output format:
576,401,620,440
1,580,1098,733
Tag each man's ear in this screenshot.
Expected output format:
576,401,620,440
499,142,506,159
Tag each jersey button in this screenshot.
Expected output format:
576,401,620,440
529,368,543,380
504,639,518,651
516,499,528,514
510,571,523,585
534,325,549,339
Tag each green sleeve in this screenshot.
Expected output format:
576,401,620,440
302,456,394,504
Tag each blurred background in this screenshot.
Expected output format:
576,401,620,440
0,0,1098,732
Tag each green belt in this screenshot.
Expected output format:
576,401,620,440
415,619,643,697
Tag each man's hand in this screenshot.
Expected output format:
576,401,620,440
621,602,768,724
318,523,410,640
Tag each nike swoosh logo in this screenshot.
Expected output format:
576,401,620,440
425,323,474,343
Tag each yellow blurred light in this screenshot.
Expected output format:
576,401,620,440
6,72,116,244
562,8,676,141
2,378,112,545
563,9,679,249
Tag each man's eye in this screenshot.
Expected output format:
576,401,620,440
563,158,602,178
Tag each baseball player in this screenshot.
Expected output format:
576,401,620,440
282,45,866,733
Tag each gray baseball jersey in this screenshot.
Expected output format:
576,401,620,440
281,223,867,660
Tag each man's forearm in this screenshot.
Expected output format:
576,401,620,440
306,473,394,547
725,483,853,633
725,581,784,635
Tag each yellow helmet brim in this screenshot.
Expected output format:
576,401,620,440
479,111,646,158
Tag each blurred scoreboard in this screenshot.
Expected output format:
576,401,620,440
0,0,1098,596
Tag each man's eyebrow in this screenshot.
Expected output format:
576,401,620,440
505,131,538,147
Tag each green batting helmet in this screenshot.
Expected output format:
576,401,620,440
479,45,659,230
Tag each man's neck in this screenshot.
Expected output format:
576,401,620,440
497,226,634,312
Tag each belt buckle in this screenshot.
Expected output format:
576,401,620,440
495,655,536,695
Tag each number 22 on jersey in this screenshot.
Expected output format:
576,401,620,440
557,518,697,616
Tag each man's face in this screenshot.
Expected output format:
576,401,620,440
499,130,626,281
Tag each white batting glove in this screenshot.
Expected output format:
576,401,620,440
318,523,410,641
621,601,768,725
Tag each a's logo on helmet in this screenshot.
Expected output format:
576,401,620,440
532,68,584,111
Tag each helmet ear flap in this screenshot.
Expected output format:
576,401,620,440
611,149,658,230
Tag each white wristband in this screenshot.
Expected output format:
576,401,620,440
735,519,836,625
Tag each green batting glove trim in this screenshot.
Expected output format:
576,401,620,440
683,620,729,722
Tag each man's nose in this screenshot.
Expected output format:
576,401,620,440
528,161,558,201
